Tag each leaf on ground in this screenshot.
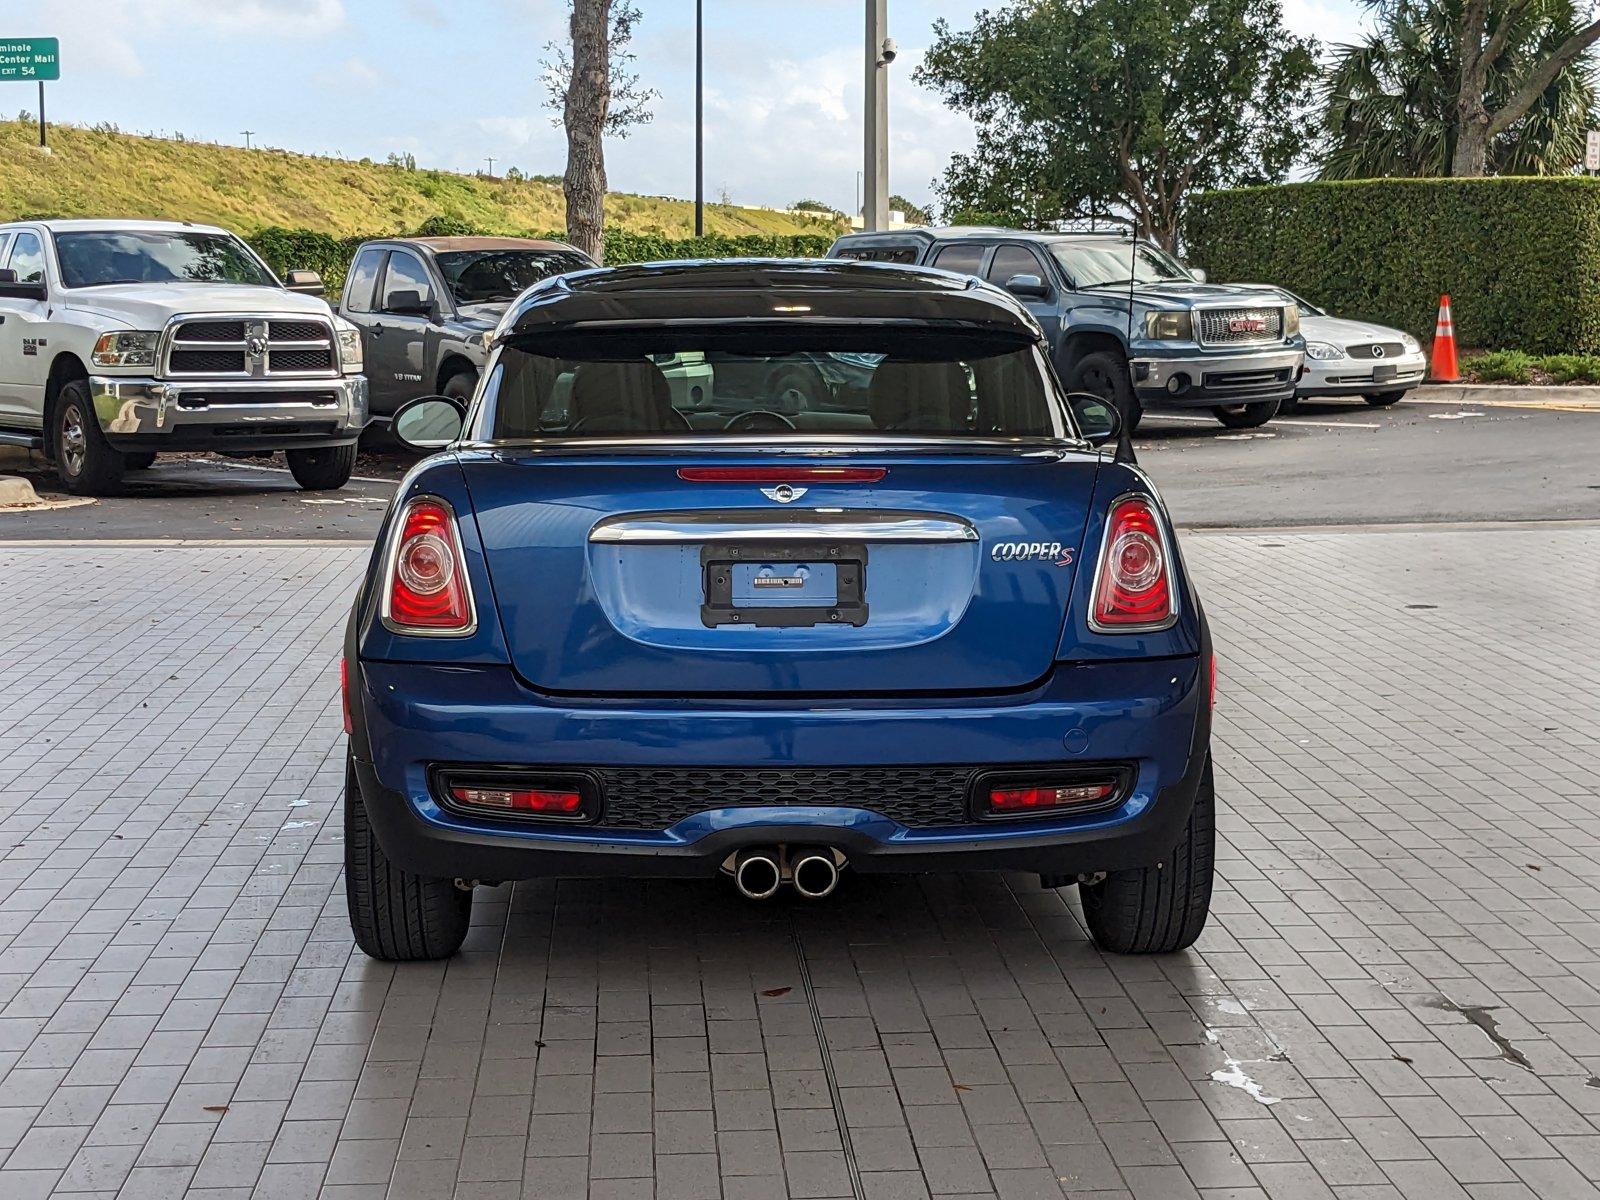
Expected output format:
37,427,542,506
761,987,792,998
203,1104,229,1113
1392,1055,1413,1065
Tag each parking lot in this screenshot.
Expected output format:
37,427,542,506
0,398,1596,1199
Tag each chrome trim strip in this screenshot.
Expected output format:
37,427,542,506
590,509,979,544
379,494,480,638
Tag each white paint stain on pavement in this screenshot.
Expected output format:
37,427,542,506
1428,411,1485,420
1211,1058,1281,1105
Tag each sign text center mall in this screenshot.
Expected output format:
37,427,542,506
0,38,59,81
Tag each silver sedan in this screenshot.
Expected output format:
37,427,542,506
1274,291,1427,411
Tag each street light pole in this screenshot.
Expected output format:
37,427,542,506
694,0,704,237
240,130,255,149
863,0,889,231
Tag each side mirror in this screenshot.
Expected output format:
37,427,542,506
0,267,46,300
284,268,325,297
385,289,435,318
1066,392,1122,448
1188,267,1208,283
1003,273,1051,299
391,394,466,453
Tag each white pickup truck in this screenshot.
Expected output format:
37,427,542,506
0,218,369,494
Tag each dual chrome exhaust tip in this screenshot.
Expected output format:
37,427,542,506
730,846,843,900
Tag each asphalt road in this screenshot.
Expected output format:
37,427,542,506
0,395,1595,540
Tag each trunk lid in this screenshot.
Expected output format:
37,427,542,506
460,446,1100,695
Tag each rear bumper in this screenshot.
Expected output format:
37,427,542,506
348,654,1211,881
1131,348,1301,406
89,374,368,451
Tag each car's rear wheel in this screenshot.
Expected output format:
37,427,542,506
52,380,126,496
286,444,357,490
1080,757,1214,954
1364,391,1405,407
345,755,471,961
1070,350,1142,432
1212,399,1280,429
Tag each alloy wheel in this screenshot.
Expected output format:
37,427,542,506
60,404,87,477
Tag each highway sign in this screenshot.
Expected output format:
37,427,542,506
0,38,58,82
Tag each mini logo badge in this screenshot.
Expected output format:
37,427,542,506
991,541,1075,567
760,484,806,504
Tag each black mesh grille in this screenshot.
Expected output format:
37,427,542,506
175,320,245,341
593,765,979,830
269,320,328,342
269,348,334,372
1347,342,1405,360
176,390,339,407
170,349,246,374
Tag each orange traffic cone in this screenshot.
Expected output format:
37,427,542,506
1430,295,1459,382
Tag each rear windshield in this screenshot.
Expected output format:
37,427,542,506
435,249,593,304
478,328,1067,441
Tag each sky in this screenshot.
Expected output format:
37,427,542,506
8,0,1373,214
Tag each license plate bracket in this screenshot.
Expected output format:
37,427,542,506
702,543,868,628
1372,363,1397,383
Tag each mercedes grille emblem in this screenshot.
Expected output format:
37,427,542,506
1370,345,1385,359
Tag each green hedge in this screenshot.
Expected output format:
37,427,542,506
1183,177,1600,354
247,223,834,296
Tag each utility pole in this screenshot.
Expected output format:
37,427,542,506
38,81,45,149
240,130,255,149
486,155,497,178
694,0,704,237
863,0,889,231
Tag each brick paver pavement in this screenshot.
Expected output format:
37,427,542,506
0,528,1597,1199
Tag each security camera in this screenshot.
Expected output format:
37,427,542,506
880,37,898,65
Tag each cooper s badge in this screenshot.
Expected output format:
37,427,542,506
991,541,1075,567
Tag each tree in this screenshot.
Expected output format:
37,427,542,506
890,194,932,224
791,198,833,213
544,1,656,259
915,0,1318,249
1321,0,1598,177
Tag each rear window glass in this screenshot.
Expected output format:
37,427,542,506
480,329,1065,442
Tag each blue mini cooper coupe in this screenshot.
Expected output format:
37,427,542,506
342,259,1216,961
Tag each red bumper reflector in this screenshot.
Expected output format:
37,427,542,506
450,785,582,814
676,467,886,483
339,659,352,735
988,782,1117,813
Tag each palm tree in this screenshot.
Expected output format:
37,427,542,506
1319,0,1597,178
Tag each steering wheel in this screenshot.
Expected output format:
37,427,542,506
724,410,796,434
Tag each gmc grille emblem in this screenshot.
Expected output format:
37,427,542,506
1228,315,1267,333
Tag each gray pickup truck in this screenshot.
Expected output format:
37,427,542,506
829,226,1304,429
337,236,594,427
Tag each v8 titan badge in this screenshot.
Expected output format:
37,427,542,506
991,541,1075,567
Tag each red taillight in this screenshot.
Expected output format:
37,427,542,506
676,467,887,483
384,498,474,634
1091,496,1173,630
988,781,1118,814
449,785,583,814
340,659,352,735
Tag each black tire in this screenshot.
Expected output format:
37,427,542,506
123,452,157,470
1212,399,1281,429
285,443,357,490
1363,391,1405,407
442,369,477,404
345,756,471,961
51,379,126,496
1070,350,1142,432
1277,396,1300,415
1081,757,1215,954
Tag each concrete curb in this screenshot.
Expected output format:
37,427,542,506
1411,384,1600,409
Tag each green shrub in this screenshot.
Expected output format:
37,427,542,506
247,221,836,296
1460,350,1534,383
1183,177,1600,354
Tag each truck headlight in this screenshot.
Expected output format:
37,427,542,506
336,326,364,373
1143,311,1193,341
1304,341,1345,361
91,331,160,367
1283,304,1300,337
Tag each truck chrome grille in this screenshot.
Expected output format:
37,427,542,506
163,315,338,379
1196,307,1284,346
591,765,980,829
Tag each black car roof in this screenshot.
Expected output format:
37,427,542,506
499,258,1043,340
832,226,1131,246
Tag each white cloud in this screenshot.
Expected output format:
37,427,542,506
316,55,382,92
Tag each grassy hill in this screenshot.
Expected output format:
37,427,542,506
0,120,837,239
